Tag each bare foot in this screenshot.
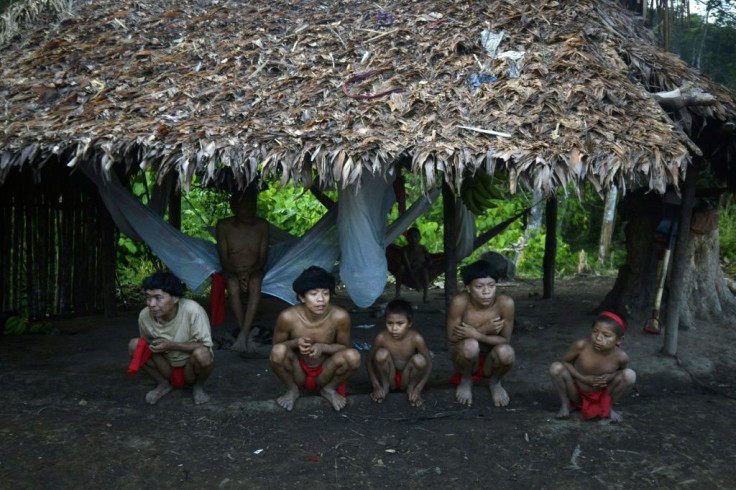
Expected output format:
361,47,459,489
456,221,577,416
145,382,173,405
408,389,424,407
371,388,387,403
489,380,510,407
609,408,623,423
320,386,347,411
192,387,211,405
556,405,572,419
229,332,255,353
276,387,300,411
455,377,473,406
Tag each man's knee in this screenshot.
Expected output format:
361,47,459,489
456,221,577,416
411,353,427,370
493,343,515,365
128,338,142,356
337,348,361,370
549,361,566,377
620,368,636,387
270,343,289,365
374,347,390,364
457,339,480,359
192,346,213,368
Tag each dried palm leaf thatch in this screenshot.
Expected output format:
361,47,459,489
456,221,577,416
1,0,735,194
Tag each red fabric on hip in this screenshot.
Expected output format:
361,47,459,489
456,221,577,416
128,338,153,375
210,272,226,326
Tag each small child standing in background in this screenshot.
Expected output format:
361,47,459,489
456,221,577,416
549,312,636,422
367,299,432,407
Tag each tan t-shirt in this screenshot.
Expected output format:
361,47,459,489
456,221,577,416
138,298,213,367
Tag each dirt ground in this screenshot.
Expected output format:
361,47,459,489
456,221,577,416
2,276,736,489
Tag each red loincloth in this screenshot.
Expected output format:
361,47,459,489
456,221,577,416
128,338,187,388
298,358,347,397
128,338,153,375
170,366,186,388
450,355,486,385
394,369,402,390
572,383,612,420
210,272,226,326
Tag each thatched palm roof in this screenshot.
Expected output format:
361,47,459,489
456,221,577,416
1,0,735,193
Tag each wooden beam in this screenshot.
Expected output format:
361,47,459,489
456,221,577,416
442,182,457,311
543,196,558,299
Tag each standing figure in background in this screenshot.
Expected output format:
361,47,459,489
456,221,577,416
395,227,431,303
216,188,269,353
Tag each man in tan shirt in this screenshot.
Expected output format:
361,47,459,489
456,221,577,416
127,272,214,405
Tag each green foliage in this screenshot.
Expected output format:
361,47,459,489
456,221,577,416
3,315,26,335
670,11,736,91
720,197,736,266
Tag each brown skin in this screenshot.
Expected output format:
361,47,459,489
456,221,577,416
549,321,636,422
446,277,515,407
395,229,431,303
127,289,213,405
268,288,360,411
367,312,433,407
216,197,269,353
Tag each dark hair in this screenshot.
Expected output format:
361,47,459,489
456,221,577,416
595,311,627,337
142,272,185,298
461,260,499,285
292,266,336,297
385,298,414,323
229,188,257,209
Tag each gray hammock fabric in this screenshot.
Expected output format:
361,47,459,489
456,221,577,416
85,164,461,307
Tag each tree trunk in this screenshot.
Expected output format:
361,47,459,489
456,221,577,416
598,186,618,267
598,189,736,331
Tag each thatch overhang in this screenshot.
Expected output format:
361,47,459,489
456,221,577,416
1,0,735,194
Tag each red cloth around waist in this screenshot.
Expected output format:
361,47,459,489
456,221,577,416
450,354,486,385
572,383,612,420
298,358,346,396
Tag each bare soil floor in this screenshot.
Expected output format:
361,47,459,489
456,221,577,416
2,276,736,489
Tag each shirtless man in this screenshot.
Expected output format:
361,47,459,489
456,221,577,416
395,227,431,303
549,312,636,422
367,299,432,407
269,266,361,411
446,260,515,407
127,272,214,405
216,189,269,352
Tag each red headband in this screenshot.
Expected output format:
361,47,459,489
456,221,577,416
599,311,626,334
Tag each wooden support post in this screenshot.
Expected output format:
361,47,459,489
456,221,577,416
543,196,558,299
442,182,458,311
169,181,181,230
663,163,699,356
100,204,118,318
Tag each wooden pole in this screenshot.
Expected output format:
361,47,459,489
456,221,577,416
543,196,558,299
169,181,181,230
663,163,699,356
442,182,458,310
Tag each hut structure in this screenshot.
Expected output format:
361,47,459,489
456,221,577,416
1,0,735,338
